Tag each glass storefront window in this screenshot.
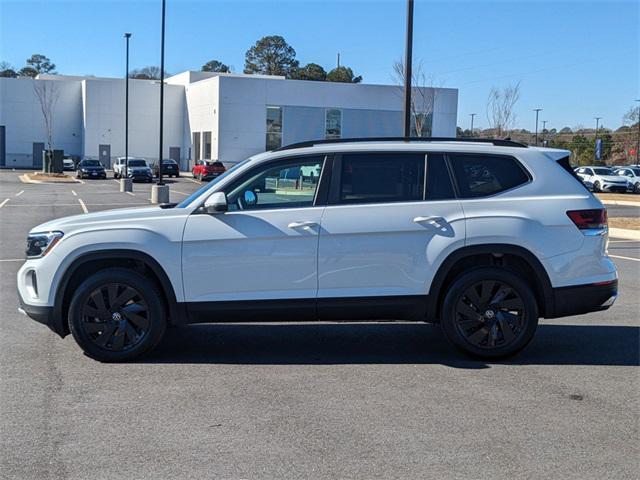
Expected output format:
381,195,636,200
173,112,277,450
266,106,282,151
325,108,342,139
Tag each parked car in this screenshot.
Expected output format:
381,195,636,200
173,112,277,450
192,159,226,181
151,158,180,178
612,167,640,193
18,138,618,362
125,159,153,183
574,166,628,193
113,157,148,179
75,159,106,179
63,156,75,171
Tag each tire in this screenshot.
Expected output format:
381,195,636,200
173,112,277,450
634,182,640,194
114,172,119,179
68,268,167,362
593,181,602,193
440,267,539,359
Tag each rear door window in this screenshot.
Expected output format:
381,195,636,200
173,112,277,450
337,153,424,204
449,154,530,198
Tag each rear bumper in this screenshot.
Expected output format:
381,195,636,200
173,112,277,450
547,280,618,318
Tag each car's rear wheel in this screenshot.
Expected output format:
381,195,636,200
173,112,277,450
634,182,640,194
68,268,166,362
440,267,538,359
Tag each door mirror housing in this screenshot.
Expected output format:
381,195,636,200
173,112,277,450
203,191,227,214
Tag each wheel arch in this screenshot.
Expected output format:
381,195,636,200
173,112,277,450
427,244,554,321
53,249,185,337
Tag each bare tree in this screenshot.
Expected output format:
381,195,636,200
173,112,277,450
485,82,521,137
129,66,169,80
392,59,440,137
33,80,60,172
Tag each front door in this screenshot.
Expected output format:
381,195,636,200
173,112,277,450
317,152,465,319
182,155,329,318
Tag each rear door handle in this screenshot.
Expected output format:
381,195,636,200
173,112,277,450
413,216,443,225
288,221,318,229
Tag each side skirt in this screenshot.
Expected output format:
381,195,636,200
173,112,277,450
185,295,430,324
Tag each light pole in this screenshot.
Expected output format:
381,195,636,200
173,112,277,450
120,32,133,193
152,0,169,204
533,108,542,145
402,0,414,138
469,113,476,137
594,117,602,164
635,100,640,164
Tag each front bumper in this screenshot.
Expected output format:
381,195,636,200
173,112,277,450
547,279,618,318
601,183,628,193
129,173,153,182
18,289,64,337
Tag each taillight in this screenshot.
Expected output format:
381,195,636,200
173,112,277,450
566,209,607,230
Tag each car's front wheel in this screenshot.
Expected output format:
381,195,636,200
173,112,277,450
593,181,602,192
440,267,539,359
68,268,167,362
634,182,640,194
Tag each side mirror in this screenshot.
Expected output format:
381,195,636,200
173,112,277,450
203,191,227,214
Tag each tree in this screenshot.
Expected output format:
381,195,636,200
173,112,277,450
623,104,640,126
327,66,362,84
0,61,17,77
290,63,327,81
33,81,60,173
25,54,56,75
18,66,38,78
486,82,521,137
201,60,230,73
392,59,438,136
129,66,169,80
244,35,299,77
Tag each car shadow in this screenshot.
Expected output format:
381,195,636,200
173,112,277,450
140,323,640,368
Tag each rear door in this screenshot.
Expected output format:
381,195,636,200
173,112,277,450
316,152,465,319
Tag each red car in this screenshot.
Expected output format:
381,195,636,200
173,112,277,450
192,160,226,181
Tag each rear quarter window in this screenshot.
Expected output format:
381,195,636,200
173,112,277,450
449,154,530,198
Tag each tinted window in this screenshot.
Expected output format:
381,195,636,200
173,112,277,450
426,154,455,200
339,153,424,204
128,160,146,167
81,160,101,167
227,156,324,211
449,154,529,198
593,168,612,175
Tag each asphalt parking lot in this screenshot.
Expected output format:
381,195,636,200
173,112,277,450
0,169,638,479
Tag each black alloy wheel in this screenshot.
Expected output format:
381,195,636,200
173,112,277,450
441,267,539,358
69,268,166,361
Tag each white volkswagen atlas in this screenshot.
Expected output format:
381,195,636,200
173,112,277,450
18,138,618,361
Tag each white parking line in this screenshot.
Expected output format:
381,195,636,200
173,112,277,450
0,198,9,208
0,258,24,262
185,177,200,184
78,198,89,213
126,191,136,196
15,190,24,197
170,190,189,196
71,190,77,196
609,254,640,263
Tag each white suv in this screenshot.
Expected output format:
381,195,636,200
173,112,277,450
17,138,618,361
574,166,628,193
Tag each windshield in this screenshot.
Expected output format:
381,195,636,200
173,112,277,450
177,158,252,208
632,168,640,176
593,168,612,175
128,160,147,167
82,160,101,167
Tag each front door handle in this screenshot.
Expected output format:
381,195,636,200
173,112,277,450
413,216,443,226
288,221,318,229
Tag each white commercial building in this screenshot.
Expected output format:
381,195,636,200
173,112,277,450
0,71,458,169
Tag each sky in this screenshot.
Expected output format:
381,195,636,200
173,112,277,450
1,0,638,131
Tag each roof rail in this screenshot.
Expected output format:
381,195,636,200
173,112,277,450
275,136,528,151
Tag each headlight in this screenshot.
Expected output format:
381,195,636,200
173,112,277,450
82,168,89,172
26,231,63,258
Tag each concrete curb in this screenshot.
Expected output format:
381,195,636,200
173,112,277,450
601,200,640,207
609,228,640,240
19,173,80,184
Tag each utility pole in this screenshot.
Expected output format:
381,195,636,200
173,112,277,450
533,108,542,145
120,32,133,193
402,0,414,138
336,53,340,68
469,113,476,137
152,0,169,204
594,117,602,164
